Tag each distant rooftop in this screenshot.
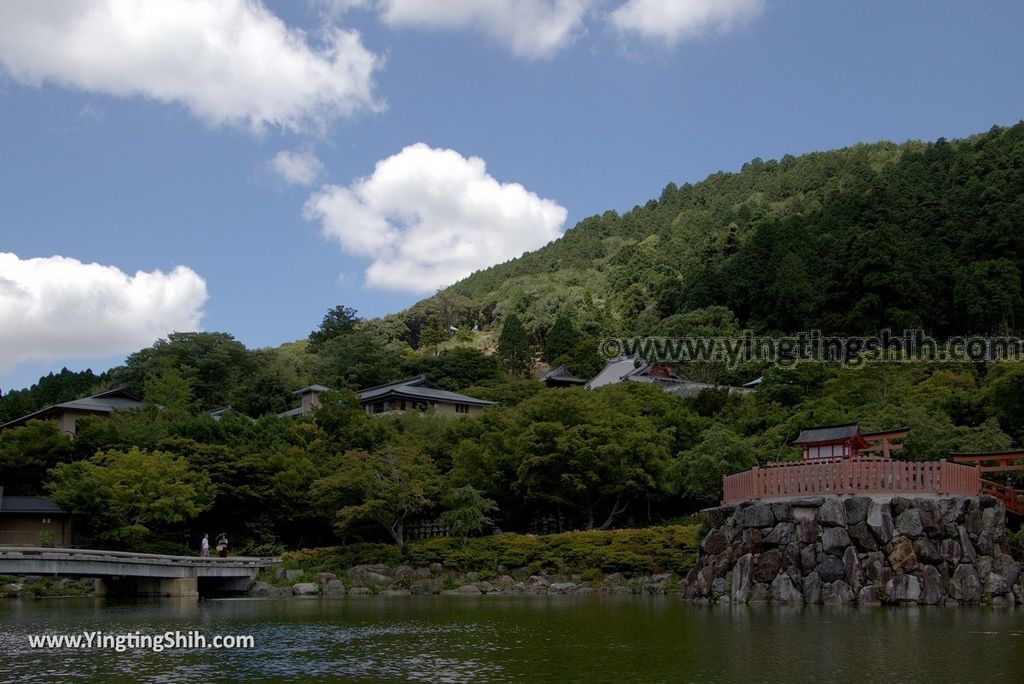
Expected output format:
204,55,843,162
1,387,143,430
0,488,66,514
791,423,862,445
357,376,495,406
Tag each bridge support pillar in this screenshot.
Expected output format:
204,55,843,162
164,577,198,598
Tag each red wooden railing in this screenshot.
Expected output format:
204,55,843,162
980,479,1024,515
722,457,980,505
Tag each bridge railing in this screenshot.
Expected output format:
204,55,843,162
0,546,277,567
722,457,980,505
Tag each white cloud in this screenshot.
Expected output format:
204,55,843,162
374,0,594,59
270,149,325,186
303,143,566,292
609,0,765,45
0,0,381,132
0,253,207,373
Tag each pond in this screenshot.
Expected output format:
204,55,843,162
1,596,1021,682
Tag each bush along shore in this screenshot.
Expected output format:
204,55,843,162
686,495,1023,606
248,525,700,598
0,576,98,599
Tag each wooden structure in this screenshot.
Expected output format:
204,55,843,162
722,457,980,504
1,388,142,436
541,366,588,388
0,490,73,547
790,423,910,460
356,376,495,417
950,451,1024,515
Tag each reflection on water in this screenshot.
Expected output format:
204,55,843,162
1,596,1022,683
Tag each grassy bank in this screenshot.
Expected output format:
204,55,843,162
279,524,701,579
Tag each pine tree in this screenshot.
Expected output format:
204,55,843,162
498,314,530,375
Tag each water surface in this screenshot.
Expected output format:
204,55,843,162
1,596,1021,682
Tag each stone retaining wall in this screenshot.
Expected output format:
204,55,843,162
686,495,1022,606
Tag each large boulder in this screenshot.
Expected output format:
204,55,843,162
843,546,863,592
939,539,961,564
843,497,872,525
743,503,775,528
732,554,754,603
314,572,338,586
913,538,940,565
249,582,289,598
770,571,803,603
920,565,944,605
957,526,978,565
896,509,924,538
858,585,882,605
940,497,968,525
347,564,394,586
753,549,786,584
888,536,919,574
816,556,846,583
847,521,879,552
763,522,795,547
323,579,347,596
992,552,1020,587
886,574,921,603
818,498,848,527
822,527,852,556
796,519,818,544
917,500,943,537
803,572,823,604
867,501,894,543
948,565,982,604
701,529,730,555
292,582,320,596
822,581,855,604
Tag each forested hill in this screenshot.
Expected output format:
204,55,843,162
415,123,1024,342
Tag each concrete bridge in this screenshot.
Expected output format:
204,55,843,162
0,547,278,598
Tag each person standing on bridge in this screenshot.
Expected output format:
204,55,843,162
200,533,209,557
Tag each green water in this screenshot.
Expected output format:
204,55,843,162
1,596,1021,682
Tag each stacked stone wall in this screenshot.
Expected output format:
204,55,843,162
687,495,1021,606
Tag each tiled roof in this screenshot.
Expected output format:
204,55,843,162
357,376,495,406
791,424,861,445
0,494,66,514
1,388,143,430
542,366,587,385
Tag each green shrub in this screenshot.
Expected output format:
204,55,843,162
278,525,700,578
406,525,700,576
282,543,402,574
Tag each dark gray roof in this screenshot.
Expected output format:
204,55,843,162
542,366,587,385
276,407,305,419
292,384,331,396
1,387,143,430
357,376,495,407
0,494,66,514
791,424,861,445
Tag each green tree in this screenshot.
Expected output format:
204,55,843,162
47,448,213,547
439,485,498,545
143,361,195,418
308,305,359,353
544,313,576,362
673,426,757,504
498,314,531,375
312,446,442,548
0,422,74,495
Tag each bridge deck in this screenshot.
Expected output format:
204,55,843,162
0,546,278,579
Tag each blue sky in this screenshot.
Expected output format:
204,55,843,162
1,0,1022,393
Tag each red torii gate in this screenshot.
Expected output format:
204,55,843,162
950,451,1024,515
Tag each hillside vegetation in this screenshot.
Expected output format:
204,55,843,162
1,124,1023,553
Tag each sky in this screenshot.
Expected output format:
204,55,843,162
1,0,1023,393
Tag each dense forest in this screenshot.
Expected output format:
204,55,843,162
2,123,1023,553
